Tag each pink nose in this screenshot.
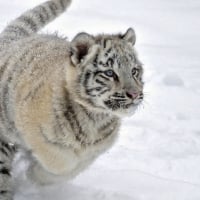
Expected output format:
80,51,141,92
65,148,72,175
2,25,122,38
126,91,139,99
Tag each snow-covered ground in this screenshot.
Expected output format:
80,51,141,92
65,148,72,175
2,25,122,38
1,0,200,199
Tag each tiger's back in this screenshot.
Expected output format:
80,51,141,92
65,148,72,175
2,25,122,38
0,0,72,145
0,34,67,142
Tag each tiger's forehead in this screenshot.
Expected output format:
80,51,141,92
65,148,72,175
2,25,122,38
97,43,137,72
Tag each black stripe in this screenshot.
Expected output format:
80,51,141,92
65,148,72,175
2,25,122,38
85,93,96,97
0,190,8,194
93,54,98,67
138,94,144,100
83,71,92,88
104,100,120,110
0,147,9,156
99,119,117,132
20,16,38,32
117,59,121,66
95,79,106,86
99,88,109,95
2,75,15,132
113,53,117,59
79,105,96,123
0,59,10,79
87,87,103,92
64,105,77,130
115,99,127,103
5,25,29,36
93,130,114,145
86,87,103,96
94,133,110,144
105,48,112,57
23,81,44,101
99,74,110,81
33,10,45,24
59,0,65,10
77,74,82,86
52,100,68,138
113,93,126,98
64,104,87,144
48,2,58,16
99,61,105,67
0,167,10,176
1,47,32,133
94,70,104,77
103,39,107,48
0,161,4,164
99,120,114,132
107,48,112,54
0,141,14,153
40,6,50,22
106,58,114,67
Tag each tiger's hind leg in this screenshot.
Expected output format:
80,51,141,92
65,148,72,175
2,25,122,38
0,138,16,200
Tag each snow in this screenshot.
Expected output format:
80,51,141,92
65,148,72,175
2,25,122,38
1,0,200,199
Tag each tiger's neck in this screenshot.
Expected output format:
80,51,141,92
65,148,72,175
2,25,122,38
52,85,120,148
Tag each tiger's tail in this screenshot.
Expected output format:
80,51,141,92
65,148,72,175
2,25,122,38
0,0,72,43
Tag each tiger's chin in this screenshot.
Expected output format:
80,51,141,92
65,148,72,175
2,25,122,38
108,103,139,118
74,95,140,118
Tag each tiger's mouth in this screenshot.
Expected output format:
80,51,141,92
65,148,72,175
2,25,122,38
103,92,143,116
104,100,139,109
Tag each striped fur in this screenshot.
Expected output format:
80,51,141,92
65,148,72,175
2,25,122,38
0,0,144,198
0,0,71,49
0,138,16,200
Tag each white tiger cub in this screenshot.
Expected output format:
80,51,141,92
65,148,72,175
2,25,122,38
0,0,144,199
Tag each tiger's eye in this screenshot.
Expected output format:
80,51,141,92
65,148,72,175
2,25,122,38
132,67,139,77
104,70,114,77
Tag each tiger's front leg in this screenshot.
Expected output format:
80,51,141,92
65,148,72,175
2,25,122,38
23,133,80,185
27,160,66,185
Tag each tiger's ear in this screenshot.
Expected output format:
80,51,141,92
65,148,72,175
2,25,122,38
122,28,136,45
71,32,95,65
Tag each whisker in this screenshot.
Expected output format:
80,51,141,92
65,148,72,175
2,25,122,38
143,92,150,97
110,96,127,100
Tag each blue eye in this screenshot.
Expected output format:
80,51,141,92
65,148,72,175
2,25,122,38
132,67,139,77
104,70,114,77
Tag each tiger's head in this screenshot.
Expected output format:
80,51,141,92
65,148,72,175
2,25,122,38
67,28,144,117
